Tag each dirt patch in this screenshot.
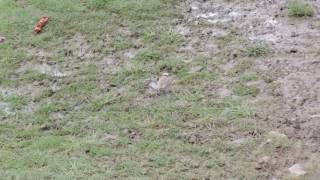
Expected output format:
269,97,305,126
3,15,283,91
0,84,42,97
123,128,142,141
179,0,320,177
17,62,68,77
184,0,320,146
64,33,93,60
27,48,53,62
123,48,138,60
0,102,12,115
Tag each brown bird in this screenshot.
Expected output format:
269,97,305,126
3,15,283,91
149,72,172,92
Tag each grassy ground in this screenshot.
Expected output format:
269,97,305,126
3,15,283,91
0,0,316,179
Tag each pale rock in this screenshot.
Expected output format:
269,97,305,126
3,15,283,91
258,156,271,164
267,131,287,138
188,66,203,73
289,164,306,176
0,36,5,43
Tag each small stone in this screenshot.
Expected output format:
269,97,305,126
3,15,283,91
47,61,56,65
291,32,299,37
265,131,288,148
40,124,50,131
188,66,203,73
0,36,5,43
289,164,306,176
255,164,262,170
266,138,272,144
290,49,298,53
184,122,198,128
104,133,117,142
230,138,247,146
258,156,271,164
191,162,200,168
255,156,271,170
217,87,232,97
267,131,287,139
122,129,129,134
32,81,43,86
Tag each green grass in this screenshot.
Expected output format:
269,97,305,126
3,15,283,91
0,0,312,179
2,95,28,110
134,49,162,63
233,83,260,97
288,0,314,17
246,44,269,57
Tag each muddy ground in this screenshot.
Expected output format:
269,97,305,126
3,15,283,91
180,0,320,150
177,0,320,177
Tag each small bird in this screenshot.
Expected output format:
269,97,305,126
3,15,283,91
149,72,172,93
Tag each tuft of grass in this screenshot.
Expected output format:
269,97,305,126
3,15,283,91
246,44,269,57
85,144,113,157
31,136,69,151
3,95,28,110
29,0,85,12
240,72,261,82
288,0,314,17
149,154,171,167
88,0,112,9
233,83,260,97
134,49,162,63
